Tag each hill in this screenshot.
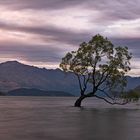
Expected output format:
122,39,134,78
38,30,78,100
0,61,79,95
7,88,73,96
0,61,140,96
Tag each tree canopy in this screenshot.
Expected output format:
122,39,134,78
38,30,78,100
60,34,139,107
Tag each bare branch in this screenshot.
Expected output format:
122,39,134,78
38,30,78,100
94,95,129,105
86,73,91,85
96,71,107,88
98,72,110,87
76,74,83,95
82,73,91,93
92,60,98,91
82,75,86,87
98,89,115,100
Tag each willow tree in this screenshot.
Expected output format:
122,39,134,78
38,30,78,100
60,34,138,107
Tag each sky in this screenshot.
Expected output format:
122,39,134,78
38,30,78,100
0,0,140,76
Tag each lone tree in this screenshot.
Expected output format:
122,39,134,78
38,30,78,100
60,34,139,107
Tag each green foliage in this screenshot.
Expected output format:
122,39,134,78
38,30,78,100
121,90,140,102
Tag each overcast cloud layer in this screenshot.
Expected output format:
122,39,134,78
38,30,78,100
0,0,140,76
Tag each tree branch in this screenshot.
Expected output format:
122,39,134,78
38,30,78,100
98,72,110,87
82,73,91,93
98,89,115,100
82,75,86,87
85,73,91,86
94,95,129,105
76,74,83,95
92,60,98,92
96,71,107,88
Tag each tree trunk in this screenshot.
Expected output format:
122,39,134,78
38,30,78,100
74,95,87,107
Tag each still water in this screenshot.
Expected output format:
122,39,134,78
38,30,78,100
0,96,139,140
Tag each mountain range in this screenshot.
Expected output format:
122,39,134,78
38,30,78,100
0,61,140,96
7,88,73,96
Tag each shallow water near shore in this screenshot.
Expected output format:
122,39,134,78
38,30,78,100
0,96,140,140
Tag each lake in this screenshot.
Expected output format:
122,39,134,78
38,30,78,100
0,96,140,140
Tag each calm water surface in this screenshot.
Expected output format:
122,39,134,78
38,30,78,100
0,96,140,140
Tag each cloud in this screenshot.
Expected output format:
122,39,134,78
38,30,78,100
86,0,140,20
0,20,140,66
0,20,91,46
0,0,140,22
112,38,140,57
0,0,85,10
1,0,140,39
0,41,63,63
0,0,140,74
111,37,140,76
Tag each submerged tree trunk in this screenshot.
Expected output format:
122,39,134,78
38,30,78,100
74,95,88,107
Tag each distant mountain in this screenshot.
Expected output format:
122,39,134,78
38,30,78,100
126,76,140,90
0,61,79,95
7,88,73,96
0,61,140,96
135,85,140,90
